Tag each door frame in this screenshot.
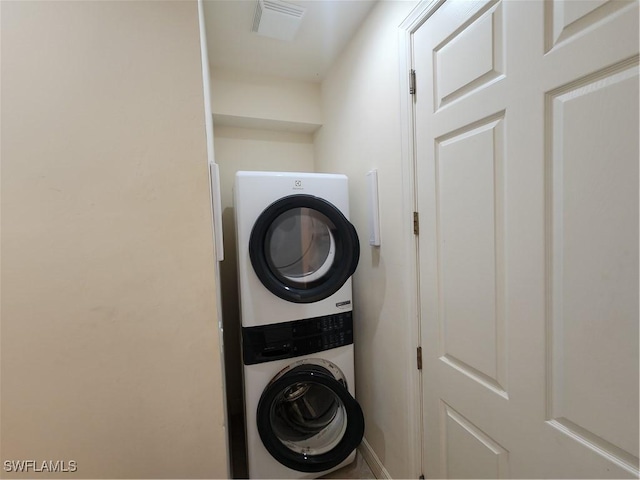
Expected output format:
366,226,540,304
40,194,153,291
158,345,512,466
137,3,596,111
397,1,447,477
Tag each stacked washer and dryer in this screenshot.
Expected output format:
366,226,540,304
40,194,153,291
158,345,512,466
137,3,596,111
234,171,364,479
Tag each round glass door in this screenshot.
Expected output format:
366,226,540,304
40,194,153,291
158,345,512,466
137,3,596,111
266,208,336,284
257,362,364,472
250,195,359,303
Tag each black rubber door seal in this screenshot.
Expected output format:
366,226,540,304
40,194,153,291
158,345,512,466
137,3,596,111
256,364,365,473
249,194,359,303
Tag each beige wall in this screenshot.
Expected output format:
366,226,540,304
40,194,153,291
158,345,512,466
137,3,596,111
1,1,227,478
314,1,420,478
211,69,322,131
214,127,316,209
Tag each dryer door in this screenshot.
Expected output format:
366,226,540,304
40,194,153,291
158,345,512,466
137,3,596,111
256,362,364,473
249,194,359,303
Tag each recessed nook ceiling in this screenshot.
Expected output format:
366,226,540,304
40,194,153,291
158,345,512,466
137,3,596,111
203,0,378,82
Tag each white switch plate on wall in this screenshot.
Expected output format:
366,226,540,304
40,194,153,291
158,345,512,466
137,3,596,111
366,169,380,247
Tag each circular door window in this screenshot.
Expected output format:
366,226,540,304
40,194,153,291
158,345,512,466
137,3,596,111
257,361,364,472
266,207,336,284
250,195,359,303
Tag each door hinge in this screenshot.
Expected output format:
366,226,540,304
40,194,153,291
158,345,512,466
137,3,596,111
409,69,416,95
413,211,419,235
417,346,423,370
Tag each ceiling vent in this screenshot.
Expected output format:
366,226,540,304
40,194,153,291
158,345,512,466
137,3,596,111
251,0,306,42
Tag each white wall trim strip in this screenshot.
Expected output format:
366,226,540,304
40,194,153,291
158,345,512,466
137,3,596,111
359,438,391,480
197,1,230,477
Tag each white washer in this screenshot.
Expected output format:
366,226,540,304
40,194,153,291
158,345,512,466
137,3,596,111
235,171,363,479
234,171,359,328
243,343,363,479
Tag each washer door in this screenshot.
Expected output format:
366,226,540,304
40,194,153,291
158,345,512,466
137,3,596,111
249,194,359,303
256,363,365,473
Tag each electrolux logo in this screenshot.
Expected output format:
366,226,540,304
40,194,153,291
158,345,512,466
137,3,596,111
293,179,303,190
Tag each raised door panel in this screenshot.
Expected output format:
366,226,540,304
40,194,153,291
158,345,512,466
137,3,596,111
442,402,509,479
434,1,504,110
546,60,639,470
436,115,507,396
545,0,635,51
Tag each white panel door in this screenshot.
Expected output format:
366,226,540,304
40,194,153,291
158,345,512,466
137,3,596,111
412,0,639,477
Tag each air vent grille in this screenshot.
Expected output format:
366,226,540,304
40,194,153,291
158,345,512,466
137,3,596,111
251,0,306,41
252,2,263,32
263,0,304,18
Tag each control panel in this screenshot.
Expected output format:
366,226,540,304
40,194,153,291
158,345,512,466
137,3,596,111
242,312,353,365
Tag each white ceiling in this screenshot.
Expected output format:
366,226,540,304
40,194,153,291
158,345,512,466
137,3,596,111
203,0,378,82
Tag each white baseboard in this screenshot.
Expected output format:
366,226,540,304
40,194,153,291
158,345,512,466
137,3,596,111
358,437,391,479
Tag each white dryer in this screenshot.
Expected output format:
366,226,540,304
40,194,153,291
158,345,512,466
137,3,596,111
234,171,359,328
